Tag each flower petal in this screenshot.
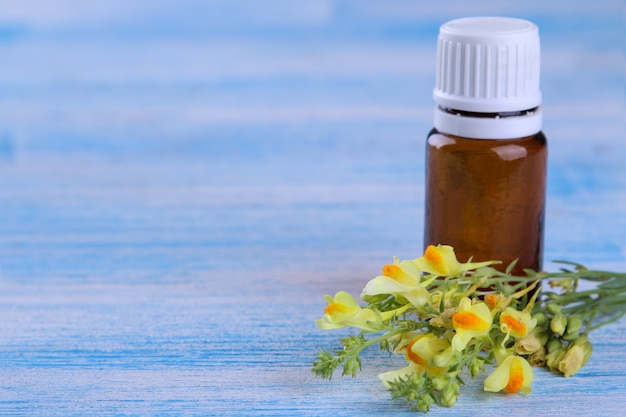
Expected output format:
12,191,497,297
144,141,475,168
414,245,457,276
452,311,491,331
451,299,492,351
500,307,537,339
362,266,430,308
316,291,383,331
362,276,411,297
333,291,360,308
409,335,451,376
414,245,497,277
378,364,418,387
484,356,533,395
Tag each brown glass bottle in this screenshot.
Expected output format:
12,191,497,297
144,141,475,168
426,17,547,275
424,127,547,275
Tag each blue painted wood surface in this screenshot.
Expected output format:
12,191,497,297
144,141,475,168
0,1,624,416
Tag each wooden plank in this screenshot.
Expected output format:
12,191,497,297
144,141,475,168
0,1,624,415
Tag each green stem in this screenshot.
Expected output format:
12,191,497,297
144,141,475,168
588,311,626,332
359,328,408,351
540,269,626,281
561,294,626,316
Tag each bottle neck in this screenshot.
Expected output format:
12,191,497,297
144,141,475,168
433,105,542,140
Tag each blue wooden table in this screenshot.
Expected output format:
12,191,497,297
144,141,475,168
0,1,624,416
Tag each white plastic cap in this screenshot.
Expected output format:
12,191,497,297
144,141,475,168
433,17,541,113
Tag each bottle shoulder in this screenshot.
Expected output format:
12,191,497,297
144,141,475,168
427,128,547,152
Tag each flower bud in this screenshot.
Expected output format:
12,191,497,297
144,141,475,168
515,330,549,355
532,312,548,326
469,357,484,377
407,390,416,402
558,338,593,377
563,331,580,341
566,315,583,335
441,382,460,407
550,313,567,336
546,303,561,315
417,393,435,412
547,338,563,353
546,348,566,372
484,293,500,310
572,335,591,348
528,347,547,367
549,278,574,291
431,377,446,391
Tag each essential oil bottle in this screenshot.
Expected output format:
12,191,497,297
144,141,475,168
424,17,547,275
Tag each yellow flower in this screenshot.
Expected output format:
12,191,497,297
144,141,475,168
500,307,537,339
407,334,450,375
361,257,430,308
451,298,492,351
315,291,382,332
414,245,496,277
378,334,450,386
484,355,533,395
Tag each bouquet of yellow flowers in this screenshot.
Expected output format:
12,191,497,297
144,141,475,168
312,245,626,412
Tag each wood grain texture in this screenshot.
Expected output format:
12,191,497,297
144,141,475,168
0,1,624,415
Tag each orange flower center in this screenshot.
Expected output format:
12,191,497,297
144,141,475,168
452,311,490,331
503,358,525,394
324,303,348,315
424,245,447,274
484,294,499,309
382,264,413,285
406,338,427,366
502,314,527,336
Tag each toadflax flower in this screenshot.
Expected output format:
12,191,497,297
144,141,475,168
361,257,430,308
484,355,534,395
451,298,493,351
315,291,383,331
413,245,496,277
500,307,537,341
311,244,626,411
378,334,450,386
